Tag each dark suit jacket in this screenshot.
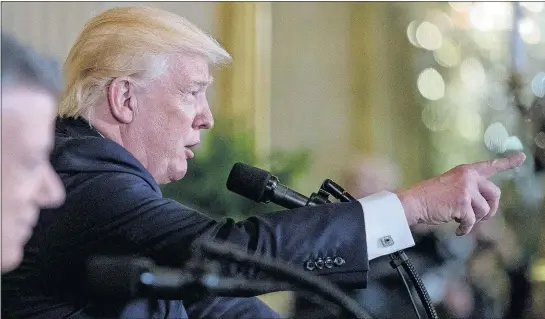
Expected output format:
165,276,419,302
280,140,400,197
2,117,369,318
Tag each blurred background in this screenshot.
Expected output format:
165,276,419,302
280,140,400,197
2,2,544,318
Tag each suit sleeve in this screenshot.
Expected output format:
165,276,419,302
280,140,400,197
67,172,370,290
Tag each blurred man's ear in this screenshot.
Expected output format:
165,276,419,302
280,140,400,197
107,77,137,124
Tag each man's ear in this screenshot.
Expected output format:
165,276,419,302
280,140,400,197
107,77,138,124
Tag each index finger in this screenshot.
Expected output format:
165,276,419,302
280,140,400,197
470,152,526,178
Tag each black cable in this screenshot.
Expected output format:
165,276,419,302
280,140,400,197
388,251,424,319
397,252,439,319
393,255,422,319
196,240,373,319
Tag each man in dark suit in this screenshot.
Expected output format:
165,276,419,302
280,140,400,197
1,6,526,319
1,33,66,273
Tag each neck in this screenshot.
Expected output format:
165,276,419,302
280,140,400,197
89,116,123,146
87,110,151,178
85,103,125,146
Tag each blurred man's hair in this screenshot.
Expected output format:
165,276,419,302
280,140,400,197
1,33,62,96
59,5,232,120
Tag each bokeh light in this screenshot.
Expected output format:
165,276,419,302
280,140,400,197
406,20,421,48
469,3,494,31
535,132,545,149
520,2,545,13
416,21,443,50
519,18,541,44
469,2,512,31
503,136,524,152
412,2,543,182
531,72,545,97
484,122,509,153
418,68,445,100
429,10,454,31
434,39,461,67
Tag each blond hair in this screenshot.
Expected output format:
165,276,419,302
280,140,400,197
59,5,231,119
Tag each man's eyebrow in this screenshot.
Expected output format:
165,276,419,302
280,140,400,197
191,76,214,87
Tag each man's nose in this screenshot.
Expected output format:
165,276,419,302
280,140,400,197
36,165,66,209
194,100,214,130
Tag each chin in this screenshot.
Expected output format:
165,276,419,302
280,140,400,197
171,160,188,181
157,170,187,184
172,169,187,182
156,159,188,184
157,176,173,185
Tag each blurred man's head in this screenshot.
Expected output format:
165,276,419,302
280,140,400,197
59,6,232,184
341,155,401,198
1,34,66,272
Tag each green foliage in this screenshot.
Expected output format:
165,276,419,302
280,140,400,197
161,119,311,220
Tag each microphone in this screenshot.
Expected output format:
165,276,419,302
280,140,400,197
224,163,374,318
226,162,318,209
86,256,290,300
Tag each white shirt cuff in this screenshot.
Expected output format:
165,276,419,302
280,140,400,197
358,191,415,260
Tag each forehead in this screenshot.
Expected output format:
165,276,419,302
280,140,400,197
169,54,211,86
1,87,56,150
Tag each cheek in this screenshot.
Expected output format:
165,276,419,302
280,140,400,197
1,158,32,205
166,108,196,143
2,170,40,209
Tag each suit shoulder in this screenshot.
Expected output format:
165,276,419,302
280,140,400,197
52,134,158,192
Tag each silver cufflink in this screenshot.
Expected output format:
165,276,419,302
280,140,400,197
380,235,394,247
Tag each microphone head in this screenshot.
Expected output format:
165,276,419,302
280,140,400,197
226,162,272,202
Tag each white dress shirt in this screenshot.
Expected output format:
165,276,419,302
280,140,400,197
358,191,415,260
